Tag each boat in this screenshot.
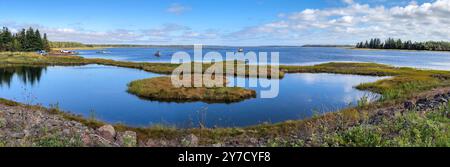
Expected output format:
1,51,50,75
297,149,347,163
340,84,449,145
238,48,244,52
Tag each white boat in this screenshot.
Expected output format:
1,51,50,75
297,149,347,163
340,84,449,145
238,48,244,52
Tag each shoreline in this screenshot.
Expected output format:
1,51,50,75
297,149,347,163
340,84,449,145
349,47,450,53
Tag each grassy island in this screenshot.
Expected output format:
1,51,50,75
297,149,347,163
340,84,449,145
127,76,256,103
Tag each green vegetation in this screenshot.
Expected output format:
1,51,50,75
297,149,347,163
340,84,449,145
356,38,450,51
127,77,256,103
281,62,450,101
0,97,20,106
0,27,51,52
49,41,86,48
271,103,450,147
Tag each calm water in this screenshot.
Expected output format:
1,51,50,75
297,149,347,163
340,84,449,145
78,47,450,70
0,65,385,128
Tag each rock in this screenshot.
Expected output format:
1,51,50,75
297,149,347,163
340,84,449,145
212,143,223,147
183,134,199,147
11,132,25,138
97,125,116,141
62,129,71,136
145,139,159,147
116,131,137,147
81,133,93,146
144,139,169,147
438,98,448,103
249,138,258,144
416,98,428,105
404,101,415,110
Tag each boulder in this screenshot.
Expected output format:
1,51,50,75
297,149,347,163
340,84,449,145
97,125,116,141
404,101,415,110
182,134,199,147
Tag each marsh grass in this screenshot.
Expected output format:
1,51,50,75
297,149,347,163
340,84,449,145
127,76,257,103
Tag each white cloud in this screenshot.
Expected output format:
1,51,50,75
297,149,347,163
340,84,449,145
343,0,354,5
231,0,450,45
166,3,191,15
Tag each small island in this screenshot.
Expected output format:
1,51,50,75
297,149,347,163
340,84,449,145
127,76,257,103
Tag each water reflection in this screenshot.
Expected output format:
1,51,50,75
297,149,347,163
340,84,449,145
0,66,46,87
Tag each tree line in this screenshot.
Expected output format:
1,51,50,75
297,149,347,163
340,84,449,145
356,38,450,51
49,41,87,48
0,27,51,52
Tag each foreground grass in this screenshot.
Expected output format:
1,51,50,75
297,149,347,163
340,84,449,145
128,76,256,103
268,103,450,147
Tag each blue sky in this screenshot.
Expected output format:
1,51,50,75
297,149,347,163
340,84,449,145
1,0,447,45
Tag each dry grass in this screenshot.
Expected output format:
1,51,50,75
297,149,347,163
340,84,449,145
127,76,256,103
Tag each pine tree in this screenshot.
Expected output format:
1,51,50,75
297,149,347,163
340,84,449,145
34,29,43,50
25,27,35,51
42,33,51,51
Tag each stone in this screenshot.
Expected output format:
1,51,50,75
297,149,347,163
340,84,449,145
416,98,428,105
183,134,199,147
97,125,116,141
11,132,25,138
62,129,71,135
212,143,223,147
116,131,137,147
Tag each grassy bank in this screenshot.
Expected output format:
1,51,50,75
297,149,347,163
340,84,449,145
51,47,110,51
282,62,450,101
127,76,256,103
0,52,284,78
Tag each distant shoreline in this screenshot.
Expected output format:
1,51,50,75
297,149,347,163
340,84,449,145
349,47,450,53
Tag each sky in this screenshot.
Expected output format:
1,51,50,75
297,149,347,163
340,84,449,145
0,0,448,45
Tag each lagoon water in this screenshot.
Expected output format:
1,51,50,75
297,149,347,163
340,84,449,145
78,47,450,70
0,65,385,128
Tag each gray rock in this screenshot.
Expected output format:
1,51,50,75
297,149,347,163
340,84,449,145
11,132,25,138
249,138,258,144
183,134,199,147
212,143,223,147
404,101,415,110
97,125,116,141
